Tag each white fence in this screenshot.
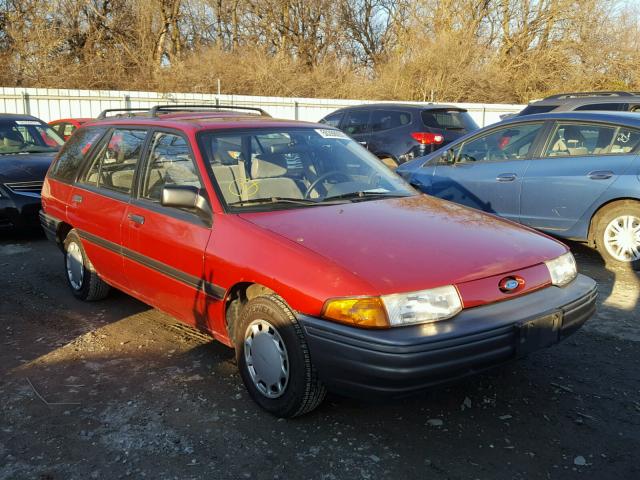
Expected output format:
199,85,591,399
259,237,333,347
0,87,524,127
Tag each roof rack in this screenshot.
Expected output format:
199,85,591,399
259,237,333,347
96,108,150,120
543,91,639,100
149,104,271,117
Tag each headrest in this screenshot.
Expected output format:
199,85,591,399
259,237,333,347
251,154,288,179
2,130,23,147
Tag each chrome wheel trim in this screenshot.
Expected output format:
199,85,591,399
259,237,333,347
244,319,289,399
65,241,84,290
603,215,640,262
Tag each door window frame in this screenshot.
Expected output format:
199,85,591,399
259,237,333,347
538,121,640,159
448,121,549,165
132,127,212,227
75,127,151,203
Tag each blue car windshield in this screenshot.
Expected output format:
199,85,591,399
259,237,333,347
0,119,64,155
199,127,415,210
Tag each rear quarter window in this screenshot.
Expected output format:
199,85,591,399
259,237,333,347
48,127,107,183
518,104,558,115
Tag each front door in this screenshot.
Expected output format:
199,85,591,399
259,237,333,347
122,130,213,329
430,122,545,222
520,122,639,231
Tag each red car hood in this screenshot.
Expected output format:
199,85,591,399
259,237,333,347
239,195,567,295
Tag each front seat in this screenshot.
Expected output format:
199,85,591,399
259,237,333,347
250,154,303,199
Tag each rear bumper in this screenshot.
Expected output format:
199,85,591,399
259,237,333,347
298,274,597,399
39,210,62,243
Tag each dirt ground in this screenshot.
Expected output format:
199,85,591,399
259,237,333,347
1,231,639,480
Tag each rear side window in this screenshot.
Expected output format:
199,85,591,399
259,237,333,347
320,112,344,128
141,132,202,203
543,123,619,157
342,110,370,135
48,127,107,182
611,128,640,153
574,103,626,112
370,110,411,132
518,104,557,116
421,110,478,131
82,129,147,195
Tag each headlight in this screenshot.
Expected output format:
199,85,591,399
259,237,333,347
545,252,577,287
322,285,462,328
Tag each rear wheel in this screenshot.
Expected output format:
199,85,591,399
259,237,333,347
234,294,326,417
593,201,640,267
63,230,111,301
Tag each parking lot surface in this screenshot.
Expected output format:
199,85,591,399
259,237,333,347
1,232,639,480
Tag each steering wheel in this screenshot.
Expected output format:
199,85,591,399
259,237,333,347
304,171,351,199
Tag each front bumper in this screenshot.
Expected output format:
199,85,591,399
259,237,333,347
298,274,597,399
0,194,42,230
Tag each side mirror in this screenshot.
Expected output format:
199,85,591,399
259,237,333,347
161,185,212,218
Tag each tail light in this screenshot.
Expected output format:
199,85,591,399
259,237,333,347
411,132,444,145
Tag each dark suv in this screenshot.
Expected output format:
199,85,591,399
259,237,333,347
319,103,478,168
517,91,640,117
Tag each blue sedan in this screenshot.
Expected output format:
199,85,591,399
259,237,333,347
396,111,640,266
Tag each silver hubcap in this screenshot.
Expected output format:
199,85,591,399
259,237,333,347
66,241,84,290
244,319,289,398
603,215,640,262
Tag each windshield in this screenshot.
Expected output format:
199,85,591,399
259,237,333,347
0,119,64,154
199,127,414,210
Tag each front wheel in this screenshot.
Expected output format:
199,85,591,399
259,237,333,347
593,201,640,267
234,294,326,417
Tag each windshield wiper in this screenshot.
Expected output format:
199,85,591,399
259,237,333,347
324,191,412,202
229,197,343,207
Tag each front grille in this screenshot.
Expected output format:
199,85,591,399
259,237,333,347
4,181,43,195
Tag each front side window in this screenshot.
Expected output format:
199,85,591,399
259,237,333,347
82,129,147,195
370,110,411,132
49,127,107,182
0,119,63,154
199,127,413,210
342,110,370,135
543,123,620,157
141,132,202,203
518,104,557,116
456,123,544,163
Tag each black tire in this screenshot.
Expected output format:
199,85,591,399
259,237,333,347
63,229,111,301
234,294,326,417
592,200,640,268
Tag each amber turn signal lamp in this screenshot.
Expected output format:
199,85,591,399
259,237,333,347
322,297,389,328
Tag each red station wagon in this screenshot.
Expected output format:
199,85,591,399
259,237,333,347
40,105,597,417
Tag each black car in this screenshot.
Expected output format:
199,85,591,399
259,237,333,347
0,114,64,230
319,103,479,168
517,91,640,116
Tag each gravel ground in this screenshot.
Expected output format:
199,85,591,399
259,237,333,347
1,231,639,480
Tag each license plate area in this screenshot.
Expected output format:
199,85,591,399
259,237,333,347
515,311,562,357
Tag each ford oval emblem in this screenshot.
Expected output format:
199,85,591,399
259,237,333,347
499,277,523,293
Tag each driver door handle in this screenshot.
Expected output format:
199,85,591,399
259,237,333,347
127,213,145,225
588,170,613,180
496,173,517,182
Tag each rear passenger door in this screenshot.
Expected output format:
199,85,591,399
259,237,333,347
68,128,148,290
367,109,412,159
520,122,639,231
122,130,213,328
